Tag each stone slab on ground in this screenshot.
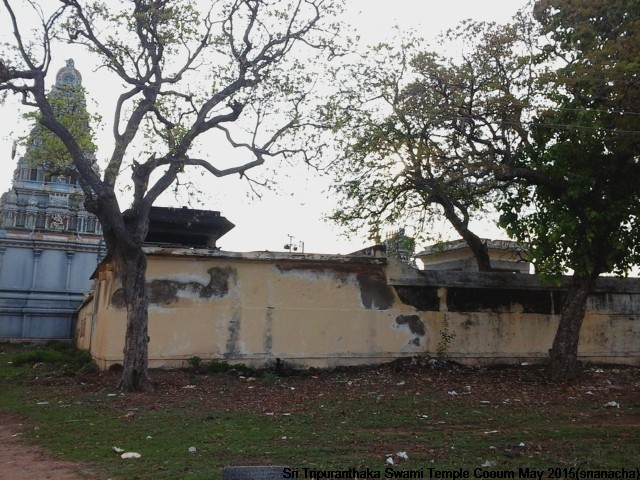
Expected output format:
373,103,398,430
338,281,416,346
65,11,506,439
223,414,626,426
223,466,291,480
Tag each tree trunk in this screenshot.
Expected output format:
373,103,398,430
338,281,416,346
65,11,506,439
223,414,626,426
549,273,596,382
117,248,152,392
460,230,492,272
436,193,492,271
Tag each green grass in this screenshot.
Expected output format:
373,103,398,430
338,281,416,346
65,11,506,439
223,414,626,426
1,343,639,479
4,340,97,374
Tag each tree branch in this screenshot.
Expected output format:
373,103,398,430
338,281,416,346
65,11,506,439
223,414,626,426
495,166,566,193
183,155,265,178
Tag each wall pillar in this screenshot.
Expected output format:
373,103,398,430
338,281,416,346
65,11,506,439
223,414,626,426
65,251,75,291
31,248,42,289
0,247,6,285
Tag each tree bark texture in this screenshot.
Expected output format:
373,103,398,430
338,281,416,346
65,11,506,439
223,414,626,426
117,248,152,392
437,193,492,272
460,230,492,272
549,274,595,382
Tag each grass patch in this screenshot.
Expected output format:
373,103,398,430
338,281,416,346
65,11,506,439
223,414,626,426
187,355,254,375
1,343,639,479
5,341,97,375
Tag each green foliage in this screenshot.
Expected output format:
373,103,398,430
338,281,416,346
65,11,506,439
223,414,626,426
260,370,279,384
436,314,456,359
499,0,640,279
22,86,98,175
186,355,203,371
187,355,251,375
10,342,97,374
325,21,536,253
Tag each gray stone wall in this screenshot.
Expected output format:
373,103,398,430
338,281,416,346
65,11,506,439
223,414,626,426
0,243,102,340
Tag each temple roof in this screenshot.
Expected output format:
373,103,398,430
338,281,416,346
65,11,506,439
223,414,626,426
124,206,235,249
54,58,83,88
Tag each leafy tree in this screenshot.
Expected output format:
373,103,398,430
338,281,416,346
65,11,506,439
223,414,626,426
329,1,639,381
325,20,537,271
499,0,640,380
0,0,342,391
22,83,98,172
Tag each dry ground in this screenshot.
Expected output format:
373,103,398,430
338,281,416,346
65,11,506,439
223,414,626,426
0,415,97,479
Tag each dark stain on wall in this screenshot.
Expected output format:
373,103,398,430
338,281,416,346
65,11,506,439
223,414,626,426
111,289,126,309
357,272,395,310
588,292,640,314
223,272,241,358
393,286,440,311
447,288,564,314
148,280,183,305
276,262,394,310
276,262,356,280
224,309,242,358
461,318,477,330
264,306,274,353
396,314,426,336
200,267,235,298
111,266,236,307
393,285,566,314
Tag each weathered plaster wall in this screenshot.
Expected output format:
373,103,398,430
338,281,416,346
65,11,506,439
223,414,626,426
389,271,640,365
76,250,640,370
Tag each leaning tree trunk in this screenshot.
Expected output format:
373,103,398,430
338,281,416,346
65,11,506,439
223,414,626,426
460,230,491,272
549,273,596,382
437,194,492,272
117,248,152,392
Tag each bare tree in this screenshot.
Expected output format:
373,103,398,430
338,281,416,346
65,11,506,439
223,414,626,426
0,0,342,391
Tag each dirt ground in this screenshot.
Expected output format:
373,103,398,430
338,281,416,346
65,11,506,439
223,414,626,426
1,359,639,480
0,415,98,479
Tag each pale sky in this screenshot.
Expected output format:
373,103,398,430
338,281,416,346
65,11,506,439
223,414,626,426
0,0,529,254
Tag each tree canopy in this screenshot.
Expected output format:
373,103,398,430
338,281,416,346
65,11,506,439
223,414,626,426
494,0,640,380
21,75,98,173
325,19,538,270
0,0,343,391
500,0,640,279
326,0,640,380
